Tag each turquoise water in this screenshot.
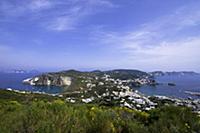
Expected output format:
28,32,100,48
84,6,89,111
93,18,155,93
0,73,62,94
137,75,200,99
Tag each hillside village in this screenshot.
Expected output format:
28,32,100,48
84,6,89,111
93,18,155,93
20,69,200,112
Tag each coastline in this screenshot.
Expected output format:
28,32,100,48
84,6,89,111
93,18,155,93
2,87,200,114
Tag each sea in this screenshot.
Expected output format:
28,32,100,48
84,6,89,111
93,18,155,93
0,73,200,99
137,74,200,99
0,73,62,94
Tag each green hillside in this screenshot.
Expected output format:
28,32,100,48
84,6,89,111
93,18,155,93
0,90,199,133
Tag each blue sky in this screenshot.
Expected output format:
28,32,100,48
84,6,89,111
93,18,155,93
0,0,200,72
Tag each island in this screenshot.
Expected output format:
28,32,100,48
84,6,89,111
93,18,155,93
0,69,199,132
21,69,200,112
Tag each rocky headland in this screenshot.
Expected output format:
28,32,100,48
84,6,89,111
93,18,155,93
22,69,200,113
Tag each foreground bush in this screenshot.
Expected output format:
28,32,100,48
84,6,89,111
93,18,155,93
0,98,200,133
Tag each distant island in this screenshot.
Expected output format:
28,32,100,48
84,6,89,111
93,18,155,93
150,71,199,77
23,69,154,87
23,69,199,88
21,69,200,112
0,69,40,74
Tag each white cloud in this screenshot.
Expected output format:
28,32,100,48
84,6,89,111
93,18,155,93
92,2,200,49
0,0,116,31
131,37,200,71
45,0,116,31
90,3,200,71
0,0,53,19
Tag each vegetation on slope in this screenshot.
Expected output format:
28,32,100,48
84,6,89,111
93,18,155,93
0,90,200,133
105,69,151,80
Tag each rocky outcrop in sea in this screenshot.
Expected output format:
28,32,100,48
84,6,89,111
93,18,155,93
23,74,71,86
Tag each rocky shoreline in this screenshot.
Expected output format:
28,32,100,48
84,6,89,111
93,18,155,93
4,87,200,114
19,70,200,113
23,74,72,86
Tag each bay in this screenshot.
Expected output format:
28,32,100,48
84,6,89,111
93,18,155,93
0,73,200,99
137,74,200,99
0,73,62,94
